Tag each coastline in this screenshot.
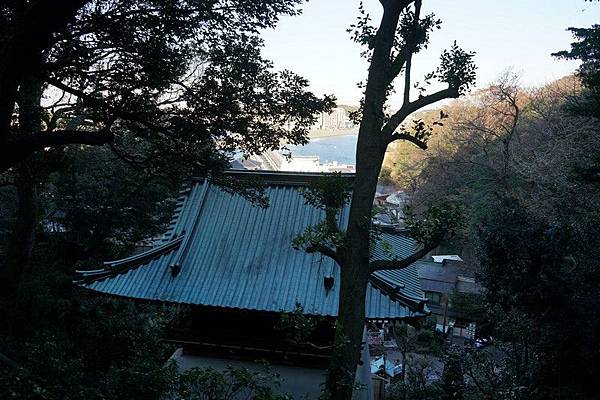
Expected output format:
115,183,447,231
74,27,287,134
308,128,357,139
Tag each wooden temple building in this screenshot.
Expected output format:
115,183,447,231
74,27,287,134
75,170,428,399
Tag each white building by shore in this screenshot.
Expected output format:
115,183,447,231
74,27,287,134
232,150,355,173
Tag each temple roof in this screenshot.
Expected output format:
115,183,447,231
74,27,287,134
76,170,427,319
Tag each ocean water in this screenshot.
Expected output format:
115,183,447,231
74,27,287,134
287,134,358,165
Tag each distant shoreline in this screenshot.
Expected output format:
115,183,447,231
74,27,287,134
308,128,357,139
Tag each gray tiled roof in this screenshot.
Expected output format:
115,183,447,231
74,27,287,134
416,260,481,295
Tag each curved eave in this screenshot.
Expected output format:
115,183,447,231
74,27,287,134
369,272,428,314
74,235,184,284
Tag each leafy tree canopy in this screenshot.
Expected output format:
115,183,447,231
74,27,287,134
0,0,334,176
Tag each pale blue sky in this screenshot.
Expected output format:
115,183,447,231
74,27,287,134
262,0,600,107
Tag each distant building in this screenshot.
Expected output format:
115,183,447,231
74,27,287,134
232,150,355,173
431,255,463,264
415,257,482,339
314,107,352,130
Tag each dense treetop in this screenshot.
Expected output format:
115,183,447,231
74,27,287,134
0,0,333,176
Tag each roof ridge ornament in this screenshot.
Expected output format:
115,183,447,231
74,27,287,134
170,264,181,278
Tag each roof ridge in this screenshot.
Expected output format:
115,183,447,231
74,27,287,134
193,170,355,186
156,185,192,244
167,181,211,276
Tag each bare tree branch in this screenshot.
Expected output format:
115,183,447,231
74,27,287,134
0,129,113,173
8,129,113,149
306,243,341,266
370,239,439,271
403,0,422,104
360,0,414,131
382,86,460,137
388,132,428,149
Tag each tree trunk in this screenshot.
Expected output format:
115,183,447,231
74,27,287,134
0,76,43,296
326,264,369,398
325,133,387,399
0,1,88,172
324,9,393,391
322,1,468,396
0,165,38,296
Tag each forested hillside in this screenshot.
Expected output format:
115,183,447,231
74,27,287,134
382,73,600,398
